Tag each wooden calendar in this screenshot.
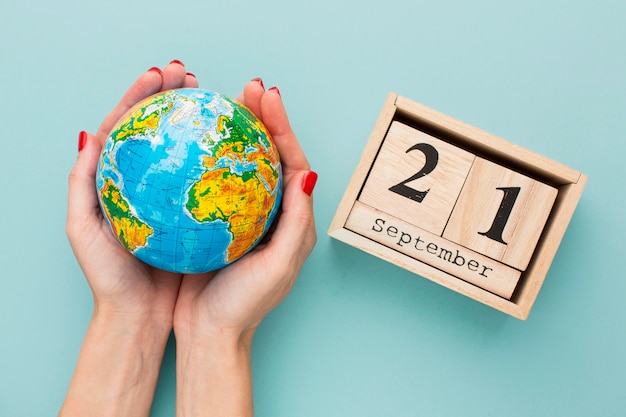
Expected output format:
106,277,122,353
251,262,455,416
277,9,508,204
328,93,587,320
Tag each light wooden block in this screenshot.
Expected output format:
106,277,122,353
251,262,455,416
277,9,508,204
328,93,587,320
359,121,474,236
443,158,558,271
346,201,521,299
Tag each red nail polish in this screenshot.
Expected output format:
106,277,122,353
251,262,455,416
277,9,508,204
78,131,88,152
147,66,162,75
186,72,196,78
269,86,281,96
170,59,185,66
251,77,265,89
302,171,318,196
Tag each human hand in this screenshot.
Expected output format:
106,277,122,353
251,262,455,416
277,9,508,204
173,78,317,341
61,60,200,417
66,61,199,322
173,79,317,417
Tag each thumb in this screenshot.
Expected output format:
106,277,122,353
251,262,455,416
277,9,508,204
67,131,103,226
267,170,318,263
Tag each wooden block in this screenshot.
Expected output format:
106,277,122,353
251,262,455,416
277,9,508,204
328,92,587,320
346,201,521,299
359,121,475,236
443,158,558,271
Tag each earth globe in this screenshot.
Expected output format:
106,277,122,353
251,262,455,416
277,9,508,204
96,88,283,273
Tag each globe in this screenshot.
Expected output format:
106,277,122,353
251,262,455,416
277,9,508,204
96,88,283,273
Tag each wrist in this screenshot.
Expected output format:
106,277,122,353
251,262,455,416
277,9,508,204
59,307,173,417
175,318,255,353
91,307,173,344
93,298,175,336
175,326,255,417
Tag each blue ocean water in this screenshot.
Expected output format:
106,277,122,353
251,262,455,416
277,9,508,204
116,135,233,273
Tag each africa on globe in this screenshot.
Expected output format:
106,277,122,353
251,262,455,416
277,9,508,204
96,88,283,273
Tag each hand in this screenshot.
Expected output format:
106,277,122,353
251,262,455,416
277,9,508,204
66,62,201,320
173,79,318,417
173,79,317,339
60,61,199,417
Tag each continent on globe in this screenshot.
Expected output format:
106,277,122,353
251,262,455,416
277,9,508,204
96,88,283,273
99,178,154,251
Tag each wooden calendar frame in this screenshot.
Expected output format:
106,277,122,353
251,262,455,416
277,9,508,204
328,93,587,320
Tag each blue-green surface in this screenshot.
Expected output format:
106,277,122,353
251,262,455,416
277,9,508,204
1,1,624,416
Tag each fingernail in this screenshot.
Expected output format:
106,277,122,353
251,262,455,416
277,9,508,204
269,86,281,96
147,66,162,75
302,171,318,196
186,72,196,78
251,77,265,89
170,59,184,66
78,131,88,152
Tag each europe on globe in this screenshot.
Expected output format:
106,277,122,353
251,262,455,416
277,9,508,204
96,88,283,273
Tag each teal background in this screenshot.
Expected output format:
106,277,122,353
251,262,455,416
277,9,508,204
1,0,624,415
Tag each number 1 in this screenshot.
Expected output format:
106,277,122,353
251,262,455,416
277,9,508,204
478,187,521,244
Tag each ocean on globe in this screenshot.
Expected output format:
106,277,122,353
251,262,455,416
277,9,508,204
96,88,283,273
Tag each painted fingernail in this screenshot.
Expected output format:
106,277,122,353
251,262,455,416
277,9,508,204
269,86,281,96
78,131,88,152
302,171,318,196
170,59,185,66
186,72,196,78
251,77,265,89
147,66,162,75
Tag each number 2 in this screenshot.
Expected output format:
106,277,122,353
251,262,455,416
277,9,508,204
388,143,439,203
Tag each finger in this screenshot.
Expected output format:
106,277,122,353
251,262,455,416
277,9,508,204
95,67,164,144
161,59,189,91
183,72,199,88
67,131,103,229
260,87,310,175
241,78,265,120
263,170,317,268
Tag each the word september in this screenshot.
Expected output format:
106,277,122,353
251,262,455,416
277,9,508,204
371,217,493,278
